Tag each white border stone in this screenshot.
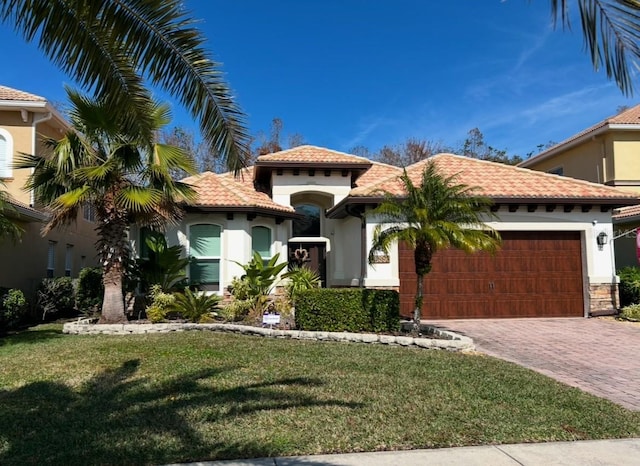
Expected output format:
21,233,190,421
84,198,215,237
62,319,475,351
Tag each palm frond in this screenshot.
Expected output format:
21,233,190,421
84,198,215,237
0,183,24,243
0,0,250,170
551,0,640,95
116,186,163,213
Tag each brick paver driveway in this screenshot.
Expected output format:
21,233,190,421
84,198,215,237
428,318,640,411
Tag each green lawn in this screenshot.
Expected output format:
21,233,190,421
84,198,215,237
1,324,639,465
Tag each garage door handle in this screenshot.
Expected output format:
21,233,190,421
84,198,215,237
489,282,495,290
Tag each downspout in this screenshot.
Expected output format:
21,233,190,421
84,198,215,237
600,140,606,185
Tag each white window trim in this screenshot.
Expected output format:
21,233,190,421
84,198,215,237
47,241,57,278
0,128,14,179
65,244,73,277
187,223,223,294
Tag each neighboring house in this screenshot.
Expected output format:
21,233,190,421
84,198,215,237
130,145,640,319
0,85,98,293
518,104,640,268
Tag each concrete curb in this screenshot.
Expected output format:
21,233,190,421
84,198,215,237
165,438,640,466
62,319,474,351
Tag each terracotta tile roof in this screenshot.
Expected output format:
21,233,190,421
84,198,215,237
218,166,256,187
520,103,640,167
354,160,402,189
0,85,46,102
257,145,372,165
352,153,640,202
613,204,640,221
183,171,295,214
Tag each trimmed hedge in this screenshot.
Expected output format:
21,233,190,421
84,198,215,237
295,288,399,332
618,267,640,307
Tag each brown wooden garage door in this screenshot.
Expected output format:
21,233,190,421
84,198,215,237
399,231,584,319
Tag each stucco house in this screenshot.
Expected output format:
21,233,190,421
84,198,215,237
518,104,640,268
0,85,98,292
131,145,640,320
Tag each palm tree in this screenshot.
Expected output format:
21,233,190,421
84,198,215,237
0,0,249,171
368,161,501,334
18,88,197,324
551,0,640,96
0,182,23,242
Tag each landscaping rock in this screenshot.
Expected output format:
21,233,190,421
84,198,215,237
61,321,474,351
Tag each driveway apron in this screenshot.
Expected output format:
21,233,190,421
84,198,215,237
427,318,640,411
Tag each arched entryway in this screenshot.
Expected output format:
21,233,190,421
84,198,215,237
288,193,332,287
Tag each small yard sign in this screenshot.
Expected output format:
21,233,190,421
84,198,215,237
262,313,281,326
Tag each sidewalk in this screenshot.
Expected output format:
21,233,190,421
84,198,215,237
170,438,640,465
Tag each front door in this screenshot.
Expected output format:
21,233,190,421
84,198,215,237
288,242,327,287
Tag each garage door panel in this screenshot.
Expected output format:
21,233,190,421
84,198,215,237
399,231,584,319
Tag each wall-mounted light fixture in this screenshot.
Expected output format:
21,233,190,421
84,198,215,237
597,231,609,250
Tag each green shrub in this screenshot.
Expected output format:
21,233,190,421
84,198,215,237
227,276,251,301
285,266,320,302
135,231,190,292
172,288,221,322
295,288,400,332
76,267,104,314
0,289,28,331
219,299,253,322
618,267,640,307
620,303,640,321
37,277,75,320
232,252,289,298
362,289,401,332
145,284,176,323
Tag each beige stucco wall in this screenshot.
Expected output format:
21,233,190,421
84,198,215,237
0,215,99,294
523,136,610,184
523,130,640,193
610,132,640,192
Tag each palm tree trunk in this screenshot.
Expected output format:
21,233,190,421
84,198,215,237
412,274,424,335
97,196,129,324
100,261,126,324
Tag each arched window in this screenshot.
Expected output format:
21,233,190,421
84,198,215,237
0,129,13,179
252,226,272,260
292,204,321,237
189,224,221,291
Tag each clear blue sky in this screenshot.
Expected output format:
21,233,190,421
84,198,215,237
0,1,637,158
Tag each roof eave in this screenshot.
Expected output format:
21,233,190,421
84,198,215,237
5,202,48,222
519,123,640,168
327,194,640,219
326,196,384,219
490,196,640,205
185,204,300,219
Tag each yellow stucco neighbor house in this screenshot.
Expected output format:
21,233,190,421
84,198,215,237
518,104,640,268
0,85,98,293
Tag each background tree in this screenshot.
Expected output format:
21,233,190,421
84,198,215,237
254,117,306,156
368,162,500,333
458,128,523,165
374,138,451,167
160,127,224,175
19,89,197,324
0,0,250,172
